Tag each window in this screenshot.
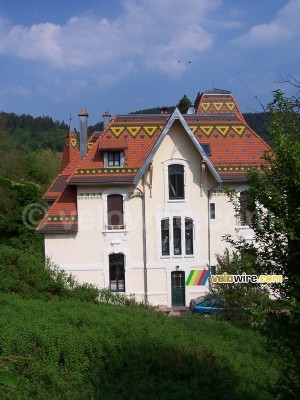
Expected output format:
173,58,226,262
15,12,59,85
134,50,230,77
200,143,212,156
239,191,252,226
210,203,215,219
185,218,193,255
108,151,121,167
161,219,170,256
107,194,124,229
168,164,184,199
104,151,124,168
161,217,194,256
109,253,125,292
173,217,182,255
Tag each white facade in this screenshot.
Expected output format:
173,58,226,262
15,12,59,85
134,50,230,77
44,116,251,307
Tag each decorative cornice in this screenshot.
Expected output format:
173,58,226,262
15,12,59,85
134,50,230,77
46,215,77,222
216,165,255,172
78,193,102,200
75,168,139,174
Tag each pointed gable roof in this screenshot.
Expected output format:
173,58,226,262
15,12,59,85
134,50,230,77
133,108,221,185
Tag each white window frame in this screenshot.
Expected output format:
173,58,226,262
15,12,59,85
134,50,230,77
103,151,125,168
102,190,129,232
160,216,195,258
163,159,189,204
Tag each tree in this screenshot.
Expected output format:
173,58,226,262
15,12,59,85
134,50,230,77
176,95,192,114
225,90,300,399
209,249,269,316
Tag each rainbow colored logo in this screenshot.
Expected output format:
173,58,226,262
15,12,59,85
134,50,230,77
185,270,210,286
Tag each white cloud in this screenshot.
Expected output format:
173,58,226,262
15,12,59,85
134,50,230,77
0,0,228,76
232,0,300,47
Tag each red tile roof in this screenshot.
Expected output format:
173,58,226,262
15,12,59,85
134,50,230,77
37,89,271,234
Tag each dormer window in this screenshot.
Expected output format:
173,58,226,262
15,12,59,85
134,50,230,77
104,151,124,168
108,151,121,167
100,137,128,168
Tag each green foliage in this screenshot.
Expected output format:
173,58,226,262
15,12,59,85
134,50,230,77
209,249,270,322
0,294,281,400
176,94,192,113
1,112,68,153
129,106,175,115
225,90,300,398
243,112,272,146
0,358,18,388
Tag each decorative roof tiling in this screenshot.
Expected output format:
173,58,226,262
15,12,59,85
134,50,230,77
37,185,78,233
183,113,270,169
99,136,128,149
67,114,168,184
194,90,246,123
42,175,68,201
60,130,79,173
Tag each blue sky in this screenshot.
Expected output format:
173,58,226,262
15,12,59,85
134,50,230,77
0,0,299,126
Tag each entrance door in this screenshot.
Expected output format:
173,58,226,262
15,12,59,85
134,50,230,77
171,271,185,306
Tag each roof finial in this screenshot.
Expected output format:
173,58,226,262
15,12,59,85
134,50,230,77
69,114,73,132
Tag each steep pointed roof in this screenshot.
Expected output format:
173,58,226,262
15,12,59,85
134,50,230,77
42,124,80,203
60,125,79,173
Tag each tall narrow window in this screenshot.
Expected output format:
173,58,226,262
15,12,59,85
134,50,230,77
173,217,182,255
239,191,252,226
161,219,170,256
185,218,193,255
109,253,125,292
168,164,184,199
210,203,215,219
107,194,124,229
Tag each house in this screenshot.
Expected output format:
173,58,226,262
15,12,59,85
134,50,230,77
37,88,270,307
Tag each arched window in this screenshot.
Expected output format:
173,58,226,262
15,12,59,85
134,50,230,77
168,164,184,199
107,194,124,229
109,253,125,292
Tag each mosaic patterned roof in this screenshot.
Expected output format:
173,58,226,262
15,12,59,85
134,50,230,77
38,89,271,234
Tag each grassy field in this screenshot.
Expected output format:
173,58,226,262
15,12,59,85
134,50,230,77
0,294,281,400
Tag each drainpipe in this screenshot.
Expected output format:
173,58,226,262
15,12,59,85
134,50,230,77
207,184,222,281
134,185,148,305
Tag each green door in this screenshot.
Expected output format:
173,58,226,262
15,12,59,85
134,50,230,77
171,271,185,306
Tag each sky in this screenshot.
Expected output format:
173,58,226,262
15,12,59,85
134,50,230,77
0,0,299,127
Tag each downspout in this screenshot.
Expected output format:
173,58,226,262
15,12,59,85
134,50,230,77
200,161,206,197
207,183,222,281
149,162,153,198
134,184,148,305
